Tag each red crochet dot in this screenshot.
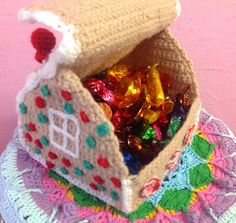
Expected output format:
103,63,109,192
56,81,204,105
46,161,55,169
28,122,36,132
35,51,48,63
97,156,109,169
93,176,104,185
89,183,99,191
24,132,32,142
35,96,46,108
80,111,89,123
48,152,58,160
111,178,121,188
34,139,43,149
61,158,71,168
61,90,72,101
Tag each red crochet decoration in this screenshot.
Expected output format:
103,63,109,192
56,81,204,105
31,28,56,63
97,156,109,169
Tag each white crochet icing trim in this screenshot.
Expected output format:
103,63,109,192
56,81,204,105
121,179,133,213
16,9,81,105
48,108,81,158
176,0,181,17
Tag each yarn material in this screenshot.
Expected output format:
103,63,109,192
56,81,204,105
17,28,201,212
15,0,201,213
1,110,236,223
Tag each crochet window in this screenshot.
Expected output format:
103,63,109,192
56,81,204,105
48,108,80,158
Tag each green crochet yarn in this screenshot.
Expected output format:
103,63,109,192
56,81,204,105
34,147,41,155
71,186,106,208
159,189,192,212
37,113,48,124
110,191,120,201
128,202,157,222
64,102,74,114
60,167,68,175
191,135,216,160
85,136,96,149
24,124,30,132
189,163,214,188
96,122,110,137
40,136,49,147
40,85,50,97
48,170,70,185
19,103,27,114
82,160,94,170
74,167,84,176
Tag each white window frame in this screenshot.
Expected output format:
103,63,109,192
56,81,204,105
48,108,80,158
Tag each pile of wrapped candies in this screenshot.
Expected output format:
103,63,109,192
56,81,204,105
82,64,192,175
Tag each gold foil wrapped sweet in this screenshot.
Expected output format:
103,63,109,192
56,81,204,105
145,65,165,108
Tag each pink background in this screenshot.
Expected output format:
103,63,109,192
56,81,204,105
0,0,236,153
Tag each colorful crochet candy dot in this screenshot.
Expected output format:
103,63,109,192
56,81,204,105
19,103,27,114
61,90,72,101
83,160,94,170
74,167,84,176
93,176,104,185
96,122,110,137
111,178,121,188
80,111,89,123
64,102,74,114
189,163,214,189
24,124,30,132
48,152,58,160
35,96,46,108
85,136,96,149
24,132,32,142
28,122,36,132
61,158,71,168
34,147,41,155
40,85,50,97
159,189,193,212
191,135,216,160
31,28,56,63
37,113,48,124
34,139,43,149
40,136,49,147
89,182,99,191
110,191,120,201
46,160,55,169
96,184,106,191
60,167,69,175
97,156,109,168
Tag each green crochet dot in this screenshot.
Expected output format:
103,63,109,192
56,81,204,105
64,102,74,114
34,147,41,155
60,167,68,175
19,103,27,114
82,160,94,170
74,167,84,176
40,85,50,97
40,136,49,147
189,163,214,189
159,189,192,212
96,184,106,191
24,124,30,132
85,136,96,149
110,191,119,201
191,135,216,160
96,122,110,137
37,113,48,124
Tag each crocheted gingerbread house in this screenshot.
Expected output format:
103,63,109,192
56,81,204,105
17,0,200,213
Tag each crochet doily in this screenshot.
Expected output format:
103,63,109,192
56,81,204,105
1,109,236,223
